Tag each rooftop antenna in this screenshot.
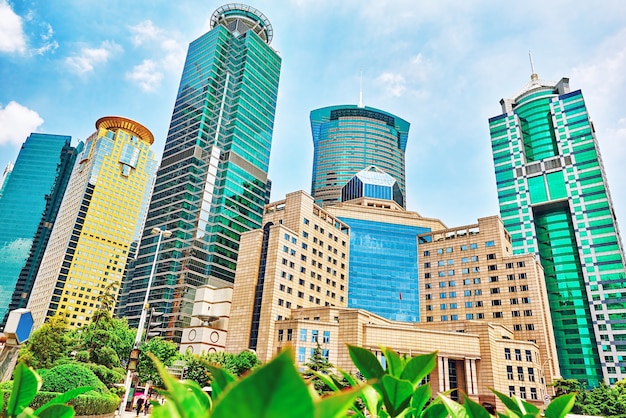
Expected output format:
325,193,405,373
358,67,364,108
529,51,538,81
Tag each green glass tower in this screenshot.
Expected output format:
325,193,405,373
311,105,410,207
489,73,626,386
118,4,281,340
0,133,74,323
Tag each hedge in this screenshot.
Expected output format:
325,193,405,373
0,390,120,416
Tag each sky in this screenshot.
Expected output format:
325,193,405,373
1,0,625,238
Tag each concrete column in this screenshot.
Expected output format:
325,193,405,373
443,357,450,392
438,356,446,392
465,358,474,395
470,359,478,395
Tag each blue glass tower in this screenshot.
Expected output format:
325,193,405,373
0,133,72,322
118,3,281,340
311,105,410,207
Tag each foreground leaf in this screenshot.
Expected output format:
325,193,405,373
380,375,414,417
381,347,403,378
544,393,576,418
37,404,75,418
315,386,363,418
411,383,432,414
211,348,314,418
7,362,41,417
205,365,236,400
400,352,437,388
462,394,493,418
348,345,385,380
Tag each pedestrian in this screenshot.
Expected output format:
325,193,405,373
144,395,151,415
136,397,144,416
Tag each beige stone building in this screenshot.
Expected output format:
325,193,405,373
226,191,350,361
416,216,560,393
274,306,550,409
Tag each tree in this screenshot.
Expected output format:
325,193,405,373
182,350,261,388
18,316,71,369
302,342,335,394
137,337,179,387
71,308,134,369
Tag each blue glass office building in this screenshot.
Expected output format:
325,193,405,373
119,4,281,339
326,169,445,322
311,105,410,207
0,133,73,322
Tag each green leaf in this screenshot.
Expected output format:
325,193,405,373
7,362,41,417
400,352,437,388
422,402,448,418
544,393,576,418
380,375,414,417
211,348,315,418
36,404,75,418
311,370,342,392
438,394,468,418
34,386,94,415
461,394,493,418
314,386,363,418
492,390,522,416
381,347,403,378
206,364,237,399
348,345,385,380
411,383,432,414
149,354,209,418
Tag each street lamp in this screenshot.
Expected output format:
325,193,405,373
119,227,171,414
541,356,552,404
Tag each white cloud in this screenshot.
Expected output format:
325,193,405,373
0,0,26,53
0,101,44,146
374,53,434,99
65,41,122,74
130,20,161,46
126,60,164,92
377,72,407,97
34,23,58,55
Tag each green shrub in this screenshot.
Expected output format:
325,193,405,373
39,363,108,394
82,362,124,388
0,390,120,416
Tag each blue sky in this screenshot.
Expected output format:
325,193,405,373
1,0,625,236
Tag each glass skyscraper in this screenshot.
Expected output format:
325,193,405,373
27,117,157,328
310,105,410,207
118,4,281,340
489,73,626,386
0,133,73,323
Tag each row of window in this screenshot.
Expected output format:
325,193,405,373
278,328,332,344
505,348,534,362
506,365,536,381
425,313,534,324
303,217,347,247
509,386,538,400
423,241,495,256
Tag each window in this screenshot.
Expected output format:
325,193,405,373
473,278,481,284
449,281,456,287
464,290,471,296
441,315,448,321
525,324,535,331
526,350,532,362
440,304,447,310
530,388,537,400
446,247,453,253
287,329,293,341
487,253,496,260
424,262,431,268
477,313,484,319
463,279,471,285
528,367,535,381
475,301,483,307
520,386,526,399
298,347,306,362
447,259,454,265
423,250,430,256
520,285,529,291
323,330,330,343
507,274,515,281
424,273,431,278
485,241,495,247
465,302,472,308
491,288,500,294
278,329,284,341
304,218,309,225
440,293,447,299
311,330,319,342
522,297,531,304
519,273,527,279
474,289,482,296
448,270,455,276
509,385,515,396
510,298,518,304
493,312,503,318
492,299,502,306
461,245,468,251
426,305,432,311
438,271,446,277
518,366,524,381
425,294,432,300
462,268,470,274
507,366,513,380
466,313,474,319
504,348,511,360
509,286,517,292
515,349,522,361
438,260,445,267
488,265,497,271
472,267,480,273
470,243,478,249
425,283,432,289
506,262,514,269
426,316,433,322
439,282,447,288
524,310,533,316
512,310,520,317
489,276,499,283
517,261,526,267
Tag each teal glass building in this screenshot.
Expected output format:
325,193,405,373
489,74,626,386
119,3,281,339
310,105,410,207
0,133,73,323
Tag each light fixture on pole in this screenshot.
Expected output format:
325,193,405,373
541,356,552,404
119,227,171,414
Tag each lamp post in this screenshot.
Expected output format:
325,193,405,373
541,356,552,404
119,227,171,414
